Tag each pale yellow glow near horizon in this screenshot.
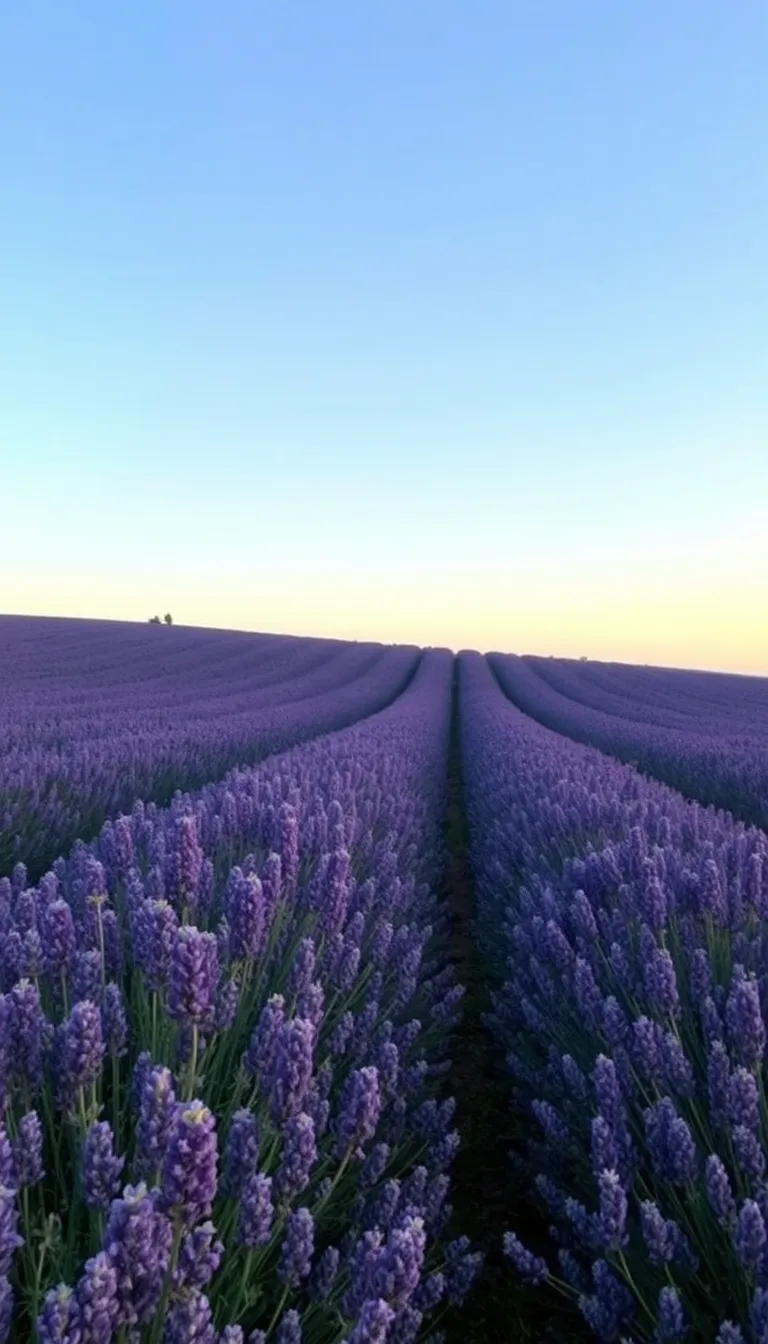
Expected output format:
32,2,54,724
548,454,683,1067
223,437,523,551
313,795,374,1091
4,554,767,676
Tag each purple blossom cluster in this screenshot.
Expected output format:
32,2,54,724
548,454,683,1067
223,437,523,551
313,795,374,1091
0,644,476,1341
460,649,768,1342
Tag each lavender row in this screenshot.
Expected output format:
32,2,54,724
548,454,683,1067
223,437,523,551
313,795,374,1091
459,650,768,1342
0,616,421,877
0,648,479,1342
488,652,768,829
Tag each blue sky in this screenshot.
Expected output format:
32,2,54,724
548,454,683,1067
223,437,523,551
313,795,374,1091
1,2,766,668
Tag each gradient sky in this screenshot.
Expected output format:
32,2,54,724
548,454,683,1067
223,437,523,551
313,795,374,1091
1,2,766,672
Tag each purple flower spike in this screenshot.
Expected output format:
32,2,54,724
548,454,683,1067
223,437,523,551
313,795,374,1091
278,1207,315,1286
639,1201,678,1264
174,1220,224,1291
236,1172,274,1248
644,1098,697,1185
705,1155,736,1224
597,1170,627,1252
160,1100,218,1228
344,1299,395,1344
274,1311,302,1344
269,1017,316,1122
101,983,127,1058
103,1182,172,1327
76,1251,119,1344
243,994,285,1080
656,1285,687,1340
274,1111,317,1205
163,1288,217,1344
168,926,219,1029
13,1111,44,1188
84,1121,124,1213
37,1283,79,1344
503,1231,548,1284
55,999,104,1111
135,1065,176,1181
0,1189,22,1277
221,1109,259,1199
726,971,765,1069
311,1245,340,1302
716,1324,745,1344
336,1066,381,1156
226,870,266,962
376,1216,426,1308
42,900,77,980
735,1199,767,1273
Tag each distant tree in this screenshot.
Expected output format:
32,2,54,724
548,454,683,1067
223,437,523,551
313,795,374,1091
149,615,161,624
164,613,173,625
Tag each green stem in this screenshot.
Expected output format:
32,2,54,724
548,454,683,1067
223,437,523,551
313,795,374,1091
265,1285,290,1338
151,1219,183,1344
186,1024,199,1101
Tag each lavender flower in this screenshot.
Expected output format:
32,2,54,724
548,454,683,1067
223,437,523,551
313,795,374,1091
103,1182,172,1327
221,1109,259,1199
733,1126,766,1182
135,1065,176,1181
37,1284,79,1344
726,971,765,1069
729,1067,760,1132
639,1202,679,1264
644,946,680,1019
269,1017,315,1122
168,927,219,1028
344,1299,396,1343
160,1100,218,1227
705,1155,736,1225
226,870,265,962
278,1207,314,1286
656,1285,687,1340
163,1288,216,1344
101,983,127,1058
13,1111,43,1188
336,1067,381,1156
76,1251,119,1344
42,900,77,980
310,1246,340,1301
274,1311,302,1344
644,1098,697,1184
274,1112,317,1205
174,1221,224,1291
597,1169,627,1252
735,1199,766,1273
55,999,104,1110
236,1172,274,1248
83,1121,124,1213
243,995,285,1080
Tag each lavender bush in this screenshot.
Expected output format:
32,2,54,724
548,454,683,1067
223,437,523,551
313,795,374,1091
0,616,420,877
489,652,768,828
0,648,479,1341
460,650,768,1342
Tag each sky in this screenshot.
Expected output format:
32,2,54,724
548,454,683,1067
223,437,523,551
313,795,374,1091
1,2,766,673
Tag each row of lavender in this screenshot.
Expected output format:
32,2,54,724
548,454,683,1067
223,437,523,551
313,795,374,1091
0,617,420,878
0,648,480,1342
489,652,768,828
459,651,768,1342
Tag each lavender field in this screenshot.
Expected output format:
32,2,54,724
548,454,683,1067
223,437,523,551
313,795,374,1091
1,617,768,1343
